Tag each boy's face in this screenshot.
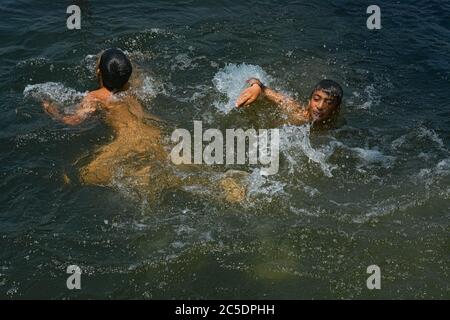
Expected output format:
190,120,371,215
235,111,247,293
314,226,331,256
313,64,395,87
308,90,340,122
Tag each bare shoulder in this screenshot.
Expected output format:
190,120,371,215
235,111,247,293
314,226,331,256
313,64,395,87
81,89,112,111
87,89,111,102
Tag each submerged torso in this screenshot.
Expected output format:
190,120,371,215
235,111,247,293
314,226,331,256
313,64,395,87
101,94,167,159
80,91,179,200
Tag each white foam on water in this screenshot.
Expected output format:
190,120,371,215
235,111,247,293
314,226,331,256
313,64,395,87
119,29,176,53
413,157,450,188
247,168,287,200
436,158,450,173
146,28,167,35
361,84,379,110
188,84,212,102
352,196,422,224
417,126,446,151
17,57,50,68
391,134,407,150
303,185,321,197
83,54,97,75
347,84,380,111
132,75,166,103
140,28,177,39
23,82,86,109
212,63,273,113
170,53,207,72
392,126,448,154
290,206,321,217
351,147,396,168
278,123,397,179
280,124,335,177
175,224,196,236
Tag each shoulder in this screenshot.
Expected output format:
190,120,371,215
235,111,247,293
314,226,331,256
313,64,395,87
78,91,102,113
84,89,113,108
87,89,111,101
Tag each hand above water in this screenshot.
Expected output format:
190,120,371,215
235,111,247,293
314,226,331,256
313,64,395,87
235,78,264,108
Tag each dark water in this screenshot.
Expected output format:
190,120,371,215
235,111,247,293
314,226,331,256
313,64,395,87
0,0,449,299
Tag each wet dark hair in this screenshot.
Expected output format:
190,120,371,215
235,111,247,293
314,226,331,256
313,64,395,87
311,79,343,105
98,48,132,92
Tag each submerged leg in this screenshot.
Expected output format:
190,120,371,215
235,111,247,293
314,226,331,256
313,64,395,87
218,170,250,203
79,143,121,186
177,168,250,203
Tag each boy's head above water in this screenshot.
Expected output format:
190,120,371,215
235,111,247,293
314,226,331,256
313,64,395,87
97,48,132,92
308,79,343,122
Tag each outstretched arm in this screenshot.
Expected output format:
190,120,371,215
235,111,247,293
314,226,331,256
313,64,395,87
235,78,310,126
42,95,97,126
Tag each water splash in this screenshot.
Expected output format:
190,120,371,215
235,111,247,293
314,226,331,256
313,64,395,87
350,147,396,168
212,63,273,113
132,75,166,103
247,168,287,200
280,124,335,177
82,54,97,76
23,82,86,110
170,53,207,72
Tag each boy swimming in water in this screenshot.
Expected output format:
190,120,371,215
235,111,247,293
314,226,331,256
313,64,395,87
42,48,174,198
235,78,343,128
42,48,247,202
